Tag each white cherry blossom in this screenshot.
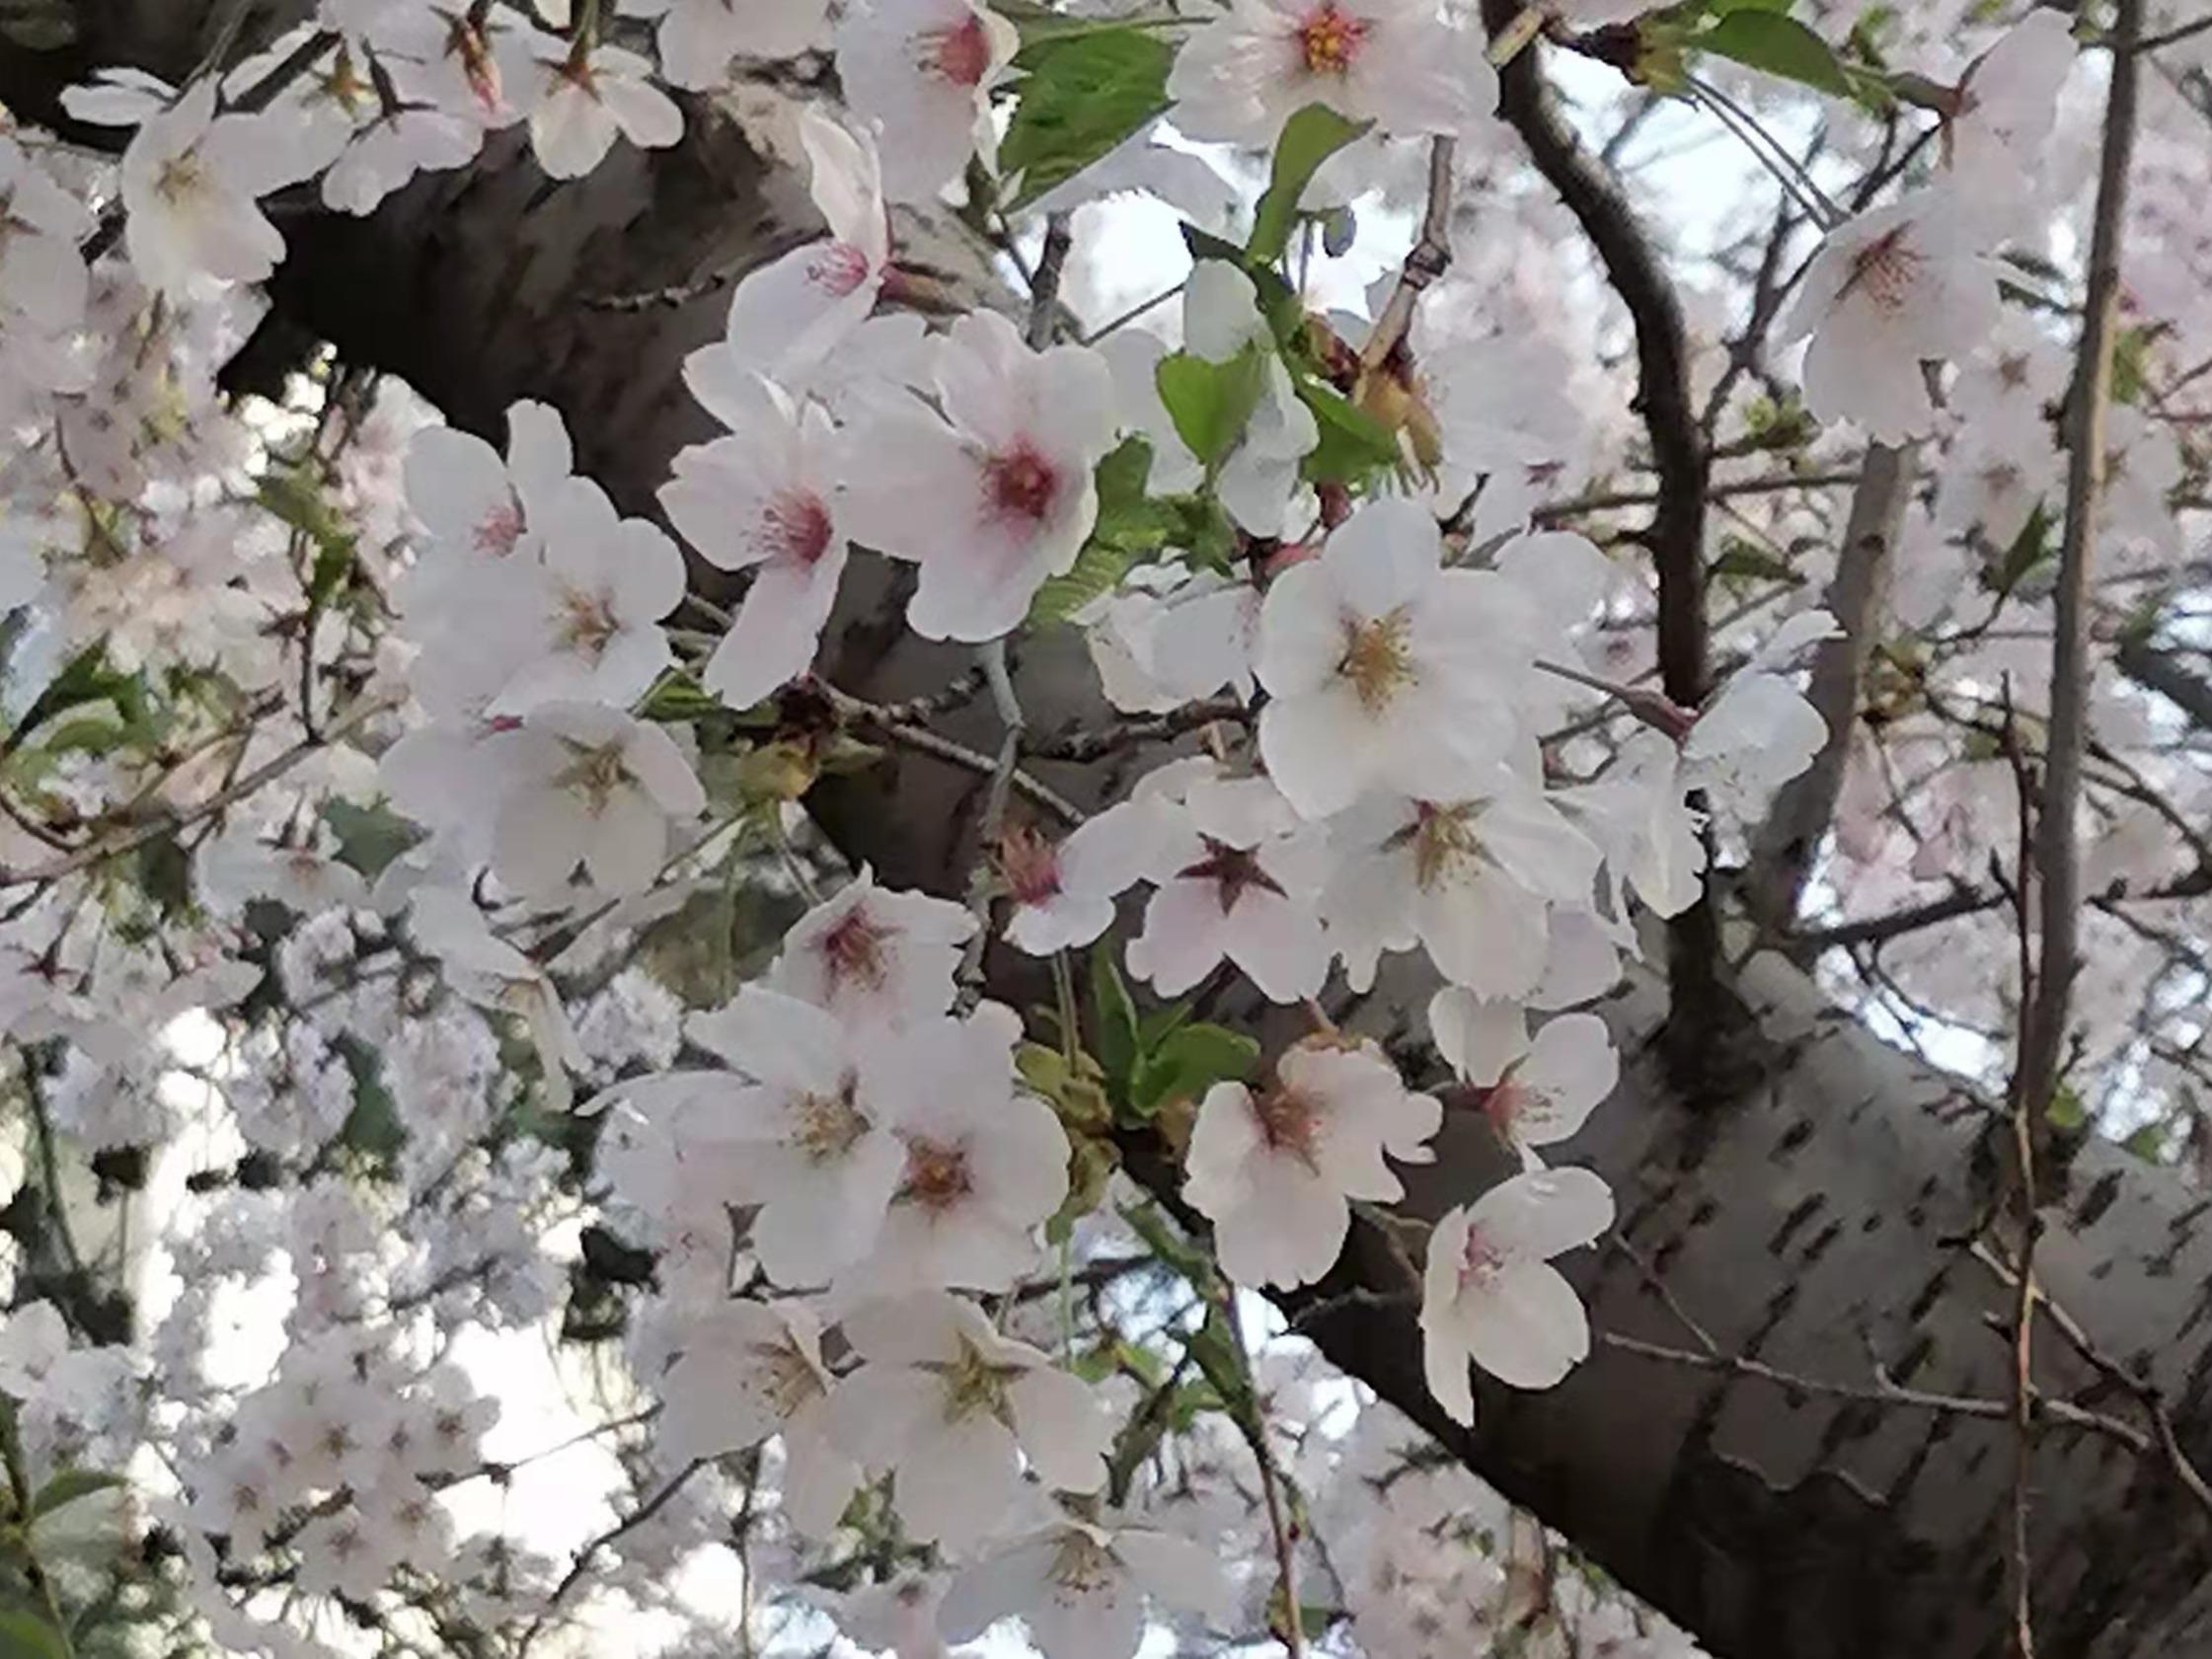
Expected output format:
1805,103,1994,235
1947,9,2079,209
112,80,299,296
660,372,847,708
824,1292,1111,1548
1128,773,1333,1003
1184,1035,1441,1289
1001,799,1163,956
1450,1008,1617,1168
940,1517,1231,1659
1257,496,1533,820
1167,0,1496,147
1321,780,1603,1000
488,704,707,899
768,868,977,1031
1778,187,2001,442
843,311,1117,641
653,1299,860,1533
699,112,890,388
624,0,831,88
1420,1167,1614,1425
404,400,574,566
836,0,1017,201
839,1001,1072,1294
514,39,682,180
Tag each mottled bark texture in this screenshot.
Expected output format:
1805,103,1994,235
7,32,2212,1659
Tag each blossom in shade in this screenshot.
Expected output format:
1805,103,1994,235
488,703,707,899
824,1292,1111,1549
1183,1035,1441,1288
514,38,682,180
1420,1168,1614,1425
623,0,831,89
653,1299,860,1534
659,372,847,708
940,1516,1231,1659
1432,1002,1618,1168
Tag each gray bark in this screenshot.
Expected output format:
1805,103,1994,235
7,38,2212,1659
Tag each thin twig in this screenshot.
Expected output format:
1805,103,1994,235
1358,135,1455,377
519,1461,705,1654
956,641,1028,1000
1225,1291,1306,1659
1027,212,1075,350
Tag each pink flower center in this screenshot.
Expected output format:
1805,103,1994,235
474,498,524,557
1837,224,1925,319
1296,2,1368,75
926,14,992,87
984,443,1060,526
806,241,874,298
999,826,1063,906
819,907,892,991
1477,1079,1526,1135
1459,1224,1505,1288
765,490,834,566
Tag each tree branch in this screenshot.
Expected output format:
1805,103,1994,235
2019,0,2143,1125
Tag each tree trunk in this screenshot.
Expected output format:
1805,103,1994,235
9,41,2212,1659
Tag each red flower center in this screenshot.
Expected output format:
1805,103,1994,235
819,907,892,991
765,490,834,566
1296,3,1368,74
474,498,523,557
806,240,874,298
984,443,1059,525
999,825,1063,905
927,14,992,87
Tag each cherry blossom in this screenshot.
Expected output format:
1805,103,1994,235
1947,9,2079,208
620,983,906,1286
1166,0,1497,148
1778,187,2001,442
1440,1005,1618,1167
940,1517,1231,1659
487,703,707,899
624,0,831,89
1127,772,1334,1003
1256,496,1533,820
106,79,299,295
660,372,847,707
409,888,586,1109
838,1001,1072,1293
404,400,575,566
700,112,891,388
513,38,683,180
1321,780,1603,1000
1682,611,1841,812
1184,1035,1441,1288
652,1299,860,1533
843,311,1117,641
1420,1167,1614,1425
1001,799,1163,955
768,868,977,1031
824,1292,1111,1548
836,0,1018,201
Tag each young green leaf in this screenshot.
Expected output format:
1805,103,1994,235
1692,11,1852,98
1248,103,1371,265
1156,346,1268,474
1000,27,1175,208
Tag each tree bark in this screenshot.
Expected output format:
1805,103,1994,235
10,37,2212,1659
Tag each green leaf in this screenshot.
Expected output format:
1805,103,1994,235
2044,1084,2086,1134
0,1611,68,1659
1692,12,1853,98
1247,103,1370,266
1297,380,1399,484
1132,1021,1259,1115
1000,27,1174,208
1090,941,1141,1092
32,1468,123,1520
1712,536,1799,586
1156,347,1267,474
1029,438,1177,625
323,797,423,881
2121,1122,2166,1163
1990,501,2054,600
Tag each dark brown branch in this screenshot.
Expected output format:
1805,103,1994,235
1485,4,1717,1070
